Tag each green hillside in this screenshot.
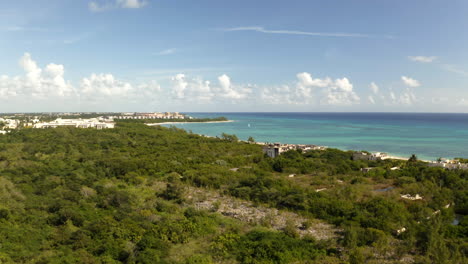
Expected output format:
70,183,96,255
0,122,466,263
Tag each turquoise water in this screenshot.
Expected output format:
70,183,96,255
160,113,468,161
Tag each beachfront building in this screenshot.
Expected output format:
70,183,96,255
353,152,388,161
262,143,328,158
34,118,115,129
427,159,468,170
263,144,283,158
113,112,189,120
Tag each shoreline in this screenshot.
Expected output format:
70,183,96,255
147,120,235,126
147,121,435,162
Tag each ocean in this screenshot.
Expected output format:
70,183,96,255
161,112,468,161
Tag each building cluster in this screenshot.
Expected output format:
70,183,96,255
427,158,468,170
0,118,21,130
34,118,115,129
352,152,388,161
262,143,328,158
112,112,189,120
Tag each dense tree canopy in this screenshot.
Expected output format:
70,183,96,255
0,122,466,263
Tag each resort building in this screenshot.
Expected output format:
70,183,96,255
34,118,115,129
0,118,21,129
427,159,468,170
112,112,189,120
262,143,327,158
353,152,388,161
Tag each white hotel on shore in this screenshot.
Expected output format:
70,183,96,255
112,112,189,120
34,118,115,129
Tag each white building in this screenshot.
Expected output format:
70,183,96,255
34,118,115,129
0,118,20,129
113,112,188,120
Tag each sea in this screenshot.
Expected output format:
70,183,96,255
160,112,468,161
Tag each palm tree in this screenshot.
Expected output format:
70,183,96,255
408,154,418,163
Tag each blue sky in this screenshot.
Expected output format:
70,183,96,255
0,0,467,112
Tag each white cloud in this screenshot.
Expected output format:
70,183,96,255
441,64,468,76
297,72,332,88
261,73,360,106
89,0,147,12
155,48,177,56
457,98,468,106
408,56,437,63
171,74,188,99
118,0,147,8
217,74,252,100
0,53,74,99
89,1,113,12
321,77,360,105
398,89,417,105
224,26,389,38
170,74,214,101
386,87,419,106
261,86,295,105
369,82,379,94
401,76,421,87
80,73,133,98
368,95,375,104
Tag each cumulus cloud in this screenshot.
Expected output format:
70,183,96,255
321,77,360,105
408,56,437,63
368,95,375,104
0,53,74,99
169,73,251,102
89,0,147,12
170,74,214,101
217,74,252,100
80,73,133,98
0,53,164,106
369,82,379,94
261,73,360,106
171,74,188,99
401,76,421,87
398,89,417,105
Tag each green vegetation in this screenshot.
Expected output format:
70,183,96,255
0,122,466,263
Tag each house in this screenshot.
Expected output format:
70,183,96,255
361,167,375,173
262,142,328,158
353,152,370,161
263,144,283,158
401,194,423,200
353,151,388,161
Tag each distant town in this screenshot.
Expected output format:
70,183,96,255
0,112,190,133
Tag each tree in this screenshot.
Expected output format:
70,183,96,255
408,154,418,163
221,133,239,142
247,136,255,143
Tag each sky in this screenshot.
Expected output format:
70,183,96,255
0,0,467,113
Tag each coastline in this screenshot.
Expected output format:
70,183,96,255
147,121,434,162
147,120,234,126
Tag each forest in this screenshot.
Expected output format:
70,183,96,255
0,122,466,263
